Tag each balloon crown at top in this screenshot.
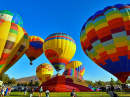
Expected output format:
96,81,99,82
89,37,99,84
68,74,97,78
80,4,130,35
44,33,76,44
0,10,23,27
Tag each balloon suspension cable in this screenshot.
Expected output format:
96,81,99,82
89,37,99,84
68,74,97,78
30,61,32,65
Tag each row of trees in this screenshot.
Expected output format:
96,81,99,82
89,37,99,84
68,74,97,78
17,80,40,86
0,74,41,86
85,78,130,87
0,74,17,85
1,74,130,87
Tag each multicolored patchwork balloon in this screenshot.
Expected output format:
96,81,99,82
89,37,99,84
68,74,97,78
43,33,76,72
25,36,44,65
36,63,54,82
80,4,130,83
63,68,85,82
0,10,29,76
65,61,85,76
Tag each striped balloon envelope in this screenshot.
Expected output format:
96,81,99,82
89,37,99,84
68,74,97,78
65,61,85,76
25,36,44,65
43,33,76,72
0,10,29,76
36,63,54,82
80,4,130,83
63,68,85,82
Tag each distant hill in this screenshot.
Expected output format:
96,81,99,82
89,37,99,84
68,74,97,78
16,74,61,83
16,75,39,83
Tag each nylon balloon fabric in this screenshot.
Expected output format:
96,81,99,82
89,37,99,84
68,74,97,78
36,63,54,82
25,36,44,64
65,61,85,76
0,10,23,27
63,68,85,82
80,4,130,83
0,10,29,76
43,33,76,72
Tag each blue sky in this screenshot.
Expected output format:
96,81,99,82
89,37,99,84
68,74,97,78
2,0,130,82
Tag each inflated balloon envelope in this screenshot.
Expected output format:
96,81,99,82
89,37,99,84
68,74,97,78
0,10,29,76
36,63,54,83
65,61,85,76
43,33,76,72
80,4,130,83
25,36,44,65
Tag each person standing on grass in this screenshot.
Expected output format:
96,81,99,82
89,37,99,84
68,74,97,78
71,89,77,97
39,87,43,97
24,86,27,95
107,86,119,97
1,87,4,97
45,89,49,97
7,87,11,96
107,88,114,97
30,87,34,97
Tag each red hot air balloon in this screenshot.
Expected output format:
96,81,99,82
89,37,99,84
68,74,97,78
80,4,130,83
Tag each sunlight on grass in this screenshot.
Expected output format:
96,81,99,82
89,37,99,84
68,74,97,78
8,91,130,97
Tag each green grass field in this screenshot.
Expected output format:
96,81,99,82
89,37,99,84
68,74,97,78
8,91,130,97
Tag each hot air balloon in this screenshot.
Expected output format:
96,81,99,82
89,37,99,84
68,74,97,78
0,10,29,76
25,36,44,65
63,68,85,82
65,61,85,76
36,63,54,82
43,33,76,72
80,4,130,83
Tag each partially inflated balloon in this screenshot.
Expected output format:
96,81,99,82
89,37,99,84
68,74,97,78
65,61,85,76
25,36,44,65
80,4,130,83
0,10,29,76
43,33,76,72
36,63,54,82
63,68,85,82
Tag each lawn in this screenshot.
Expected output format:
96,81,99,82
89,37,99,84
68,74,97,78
9,91,130,97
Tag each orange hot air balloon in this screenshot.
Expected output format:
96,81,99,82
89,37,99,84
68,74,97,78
36,63,54,82
25,36,44,65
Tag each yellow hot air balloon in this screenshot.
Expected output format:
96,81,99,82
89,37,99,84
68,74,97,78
65,61,85,76
0,10,29,76
43,33,76,72
25,36,44,65
36,63,54,82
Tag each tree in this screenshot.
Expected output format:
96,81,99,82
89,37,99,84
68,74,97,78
116,79,122,85
17,83,20,86
93,81,98,86
127,80,130,84
110,78,115,85
97,80,106,86
21,83,24,86
35,81,40,86
125,80,129,84
85,80,93,86
105,81,110,85
0,74,10,84
28,80,34,86
8,78,17,85
24,82,28,86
